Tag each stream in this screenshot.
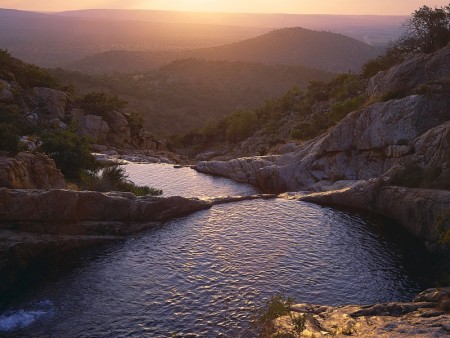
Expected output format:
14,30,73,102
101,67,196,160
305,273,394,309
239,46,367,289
0,163,435,337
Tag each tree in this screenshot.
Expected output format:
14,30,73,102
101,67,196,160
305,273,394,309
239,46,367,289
399,4,450,54
362,4,450,78
78,91,127,118
225,110,258,142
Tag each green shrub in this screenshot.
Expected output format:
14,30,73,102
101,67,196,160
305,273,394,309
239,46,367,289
126,111,144,137
40,129,99,179
0,103,36,155
329,73,365,100
380,87,410,102
329,95,365,123
16,64,60,88
80,165,162,196
362,47,404,78
291,313,306,334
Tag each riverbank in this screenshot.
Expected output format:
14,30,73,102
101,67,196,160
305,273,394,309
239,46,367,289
280,180,450,253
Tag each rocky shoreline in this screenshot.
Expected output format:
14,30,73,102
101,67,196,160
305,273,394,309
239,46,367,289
280,180,450,252
264,288,450,337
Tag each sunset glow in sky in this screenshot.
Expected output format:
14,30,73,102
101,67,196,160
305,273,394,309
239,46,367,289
1,0,449,15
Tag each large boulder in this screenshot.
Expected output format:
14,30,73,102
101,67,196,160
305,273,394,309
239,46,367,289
367,46,450,98
103,110,131,147
33,87,68,119
0,153,66,189
78,114,110,143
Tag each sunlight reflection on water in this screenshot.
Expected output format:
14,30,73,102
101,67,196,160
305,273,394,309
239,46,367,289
125,163,258,197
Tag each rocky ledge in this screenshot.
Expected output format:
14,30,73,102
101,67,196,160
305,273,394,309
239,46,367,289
266,288,450,337
281,181,450,251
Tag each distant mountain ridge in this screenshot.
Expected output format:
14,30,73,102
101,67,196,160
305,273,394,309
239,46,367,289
0,8,268,68
70,27,382,74
0,8,399,69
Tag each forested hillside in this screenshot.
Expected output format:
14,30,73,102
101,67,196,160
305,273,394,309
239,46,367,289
51,59,334,134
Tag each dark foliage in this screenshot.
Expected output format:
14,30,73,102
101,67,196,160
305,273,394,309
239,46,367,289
40,129,99,180
77,91,127,118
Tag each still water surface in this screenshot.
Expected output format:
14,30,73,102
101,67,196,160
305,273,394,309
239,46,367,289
0,164,433,337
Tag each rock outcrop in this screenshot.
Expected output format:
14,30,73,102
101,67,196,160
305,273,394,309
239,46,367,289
195,47,450,251
0,152,66,189
77,114,110,143
367,46,450,98
104,110,132,147
196,94,450,193
266,288,450,337
32,87,68,119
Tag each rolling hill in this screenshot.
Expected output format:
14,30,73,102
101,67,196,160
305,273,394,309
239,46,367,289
69,27,382,74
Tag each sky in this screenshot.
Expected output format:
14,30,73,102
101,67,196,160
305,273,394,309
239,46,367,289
0,0,449,15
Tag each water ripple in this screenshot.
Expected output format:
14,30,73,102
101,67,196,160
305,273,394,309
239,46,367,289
2,164,434,337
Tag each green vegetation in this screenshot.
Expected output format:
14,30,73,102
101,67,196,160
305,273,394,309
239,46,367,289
258,294,307,337
0,52,161,196
39,128,99,180
329,95,365,123
77,91,127,118
0,103,35,155
225,110,258,142
258,294,293,336
291,313,306,334
50,59,334,134
400,4,450,54
363,4,450,78
0,49,59,88
176,72,367,153
80,165,162,196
